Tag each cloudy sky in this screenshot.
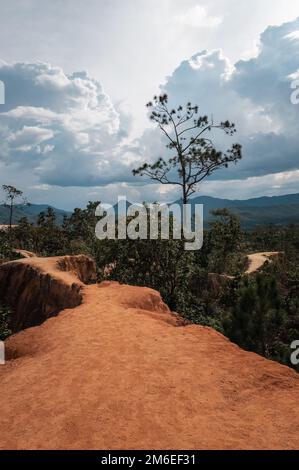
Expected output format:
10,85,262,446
0,0,299,208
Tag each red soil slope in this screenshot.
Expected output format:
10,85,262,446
0,256,299,450
0,255,96,332
13,249,37,258
245,252,281,274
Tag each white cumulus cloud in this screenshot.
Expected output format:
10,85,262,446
0,61,134,186
174,5,222,29
1,16,299,202
137,16,299,186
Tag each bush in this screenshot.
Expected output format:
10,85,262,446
0,303,12,341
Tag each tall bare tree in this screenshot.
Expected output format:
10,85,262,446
133,94,242,204
2,185,28,229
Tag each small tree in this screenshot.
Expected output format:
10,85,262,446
2,185,28,229
207,208,243,274
133,94,242,204
224,274,287,360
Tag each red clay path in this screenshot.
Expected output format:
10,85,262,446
0,258,298,449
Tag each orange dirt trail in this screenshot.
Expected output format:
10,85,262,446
0,260,299,449
245,252,281,274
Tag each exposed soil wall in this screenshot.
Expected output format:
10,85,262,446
0,255,96,332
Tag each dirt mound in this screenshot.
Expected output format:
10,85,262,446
208,252,282,295
0,256,299,450
208,272,235,295
245,252,281,274
13,249,37,259
0,255,96,332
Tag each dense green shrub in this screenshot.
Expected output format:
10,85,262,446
0,303,12,341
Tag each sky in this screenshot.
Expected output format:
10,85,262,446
0,0,299,209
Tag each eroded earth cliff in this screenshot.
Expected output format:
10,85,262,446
0,255,298,450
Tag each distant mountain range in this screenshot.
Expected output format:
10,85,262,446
0,204,71,225
177,193,299,228
1,193,299,228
